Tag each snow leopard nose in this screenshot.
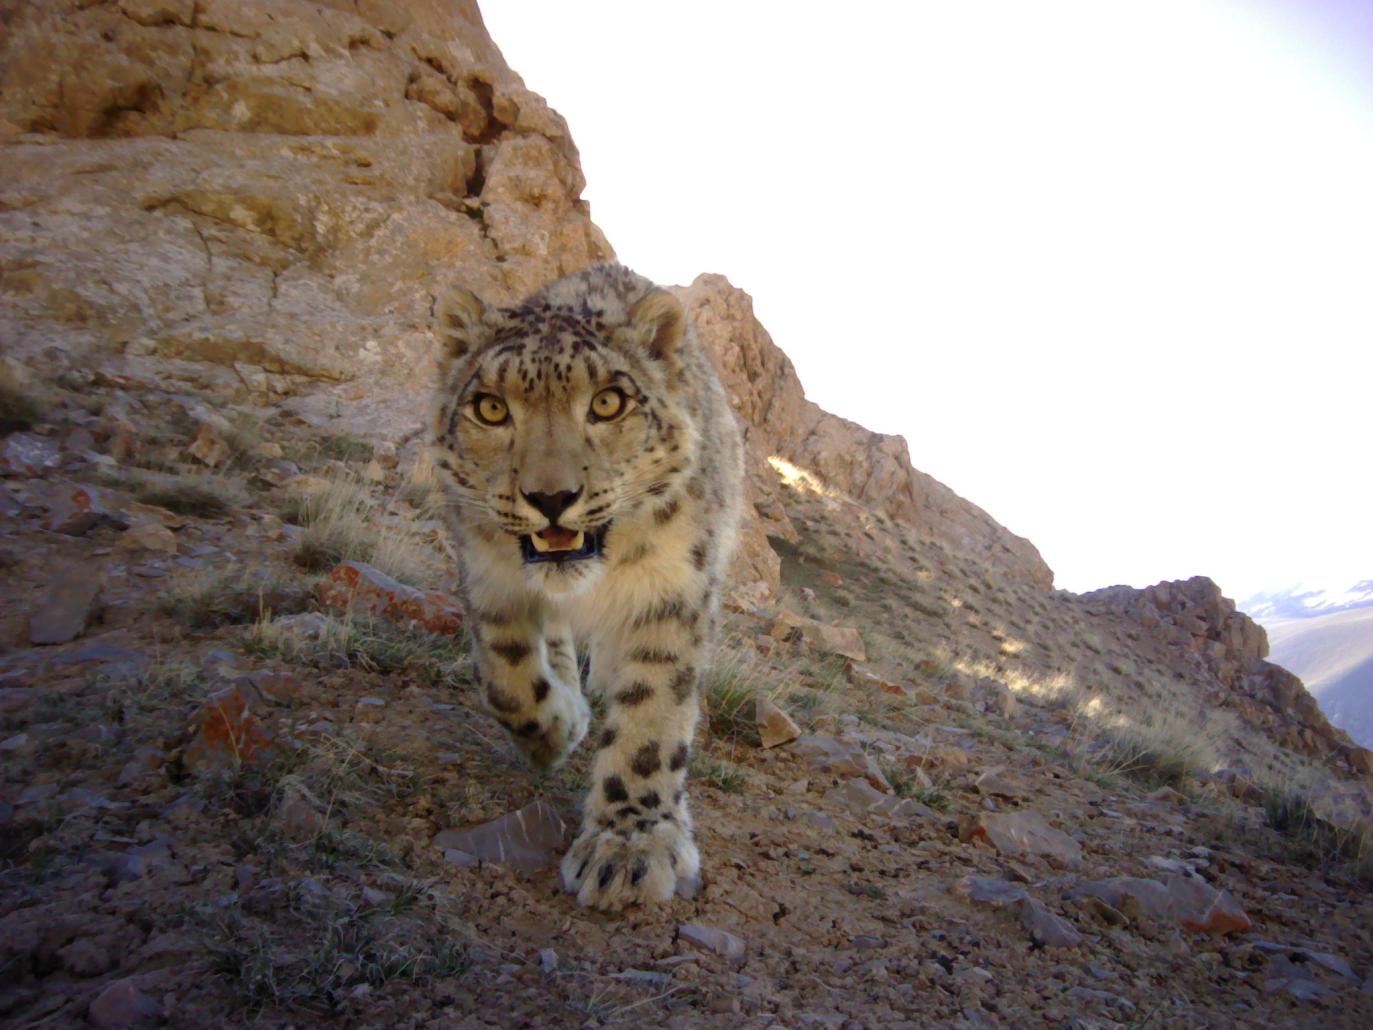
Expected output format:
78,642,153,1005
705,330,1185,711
522,487,582,524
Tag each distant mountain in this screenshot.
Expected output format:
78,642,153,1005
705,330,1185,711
1250,582,1373,750
1241,580,1373,622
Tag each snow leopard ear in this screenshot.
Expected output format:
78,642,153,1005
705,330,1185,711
435,287,491,369
627,289,685,365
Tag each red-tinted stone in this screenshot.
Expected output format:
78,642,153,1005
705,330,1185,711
42,484,130,535
317,560,463,635
181,685,279,775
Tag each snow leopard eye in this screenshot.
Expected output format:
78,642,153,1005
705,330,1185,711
589,387,628,422
473,394,509,426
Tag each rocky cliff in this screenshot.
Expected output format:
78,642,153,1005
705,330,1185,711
680,275,1053,595
1,0,610,434
1084,577,1373,778
0,0,1048,601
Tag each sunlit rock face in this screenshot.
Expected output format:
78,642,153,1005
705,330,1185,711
0,0,612,434
678,274,1054,593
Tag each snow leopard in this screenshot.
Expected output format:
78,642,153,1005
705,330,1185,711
430,263,744,911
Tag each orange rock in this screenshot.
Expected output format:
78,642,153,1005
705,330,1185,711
756,698,801,749
1167,875,1253,935
187,419,232,467
182,685,278,774
43,484,129,535
317,560,463,635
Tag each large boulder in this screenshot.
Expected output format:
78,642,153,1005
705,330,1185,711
0,0,611,435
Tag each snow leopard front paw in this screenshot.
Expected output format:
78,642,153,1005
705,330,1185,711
560,819,699,912
503,684,590,771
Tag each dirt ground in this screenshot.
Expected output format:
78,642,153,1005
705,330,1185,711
3,375,1371,1028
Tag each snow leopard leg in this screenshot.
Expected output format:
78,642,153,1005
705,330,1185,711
561,598,704,910
469,603,588,771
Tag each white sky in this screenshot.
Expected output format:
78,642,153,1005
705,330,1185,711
482,0,1373,602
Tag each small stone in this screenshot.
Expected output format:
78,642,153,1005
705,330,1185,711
433,800,567,872
614,968,668,989
159,794,205,825
794,735,890,791
954,875,1028,908
43,484,130,535
769,609,867,661
89,978,162,1028
1020,899,1084,947
906,745,971,770
0,432,61,476
1066,986,1135,1012
278,795,323,842
188,419,232,467
539,948,558,973
1265,954,1335,1001
118,520,178,554
181,685,279,775
756,698,802,749
973,766,1024,798
804,811,839,833
361,886,392,907
964,809,1083,867
1166,874,1252,935
679,923,746,963
826,778,933,821
29,566,103,644
0,732,28,751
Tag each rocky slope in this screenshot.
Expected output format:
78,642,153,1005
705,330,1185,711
3,2,1372,1027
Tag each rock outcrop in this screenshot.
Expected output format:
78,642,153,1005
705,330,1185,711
1085,576,1373,779
0,0,611,433
681,275,1053,592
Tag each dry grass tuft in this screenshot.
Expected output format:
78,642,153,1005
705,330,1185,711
160,565,313,630
247,611,469,686
281,471,442,587
129,471,242,519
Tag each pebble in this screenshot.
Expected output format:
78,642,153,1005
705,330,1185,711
88,978,162,1028
433,800,567,872
28,566,104,645
679,923,747,963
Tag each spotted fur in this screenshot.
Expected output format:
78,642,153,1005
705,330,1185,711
430,263,744,912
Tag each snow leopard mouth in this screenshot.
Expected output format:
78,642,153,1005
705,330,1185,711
519,523,609,565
